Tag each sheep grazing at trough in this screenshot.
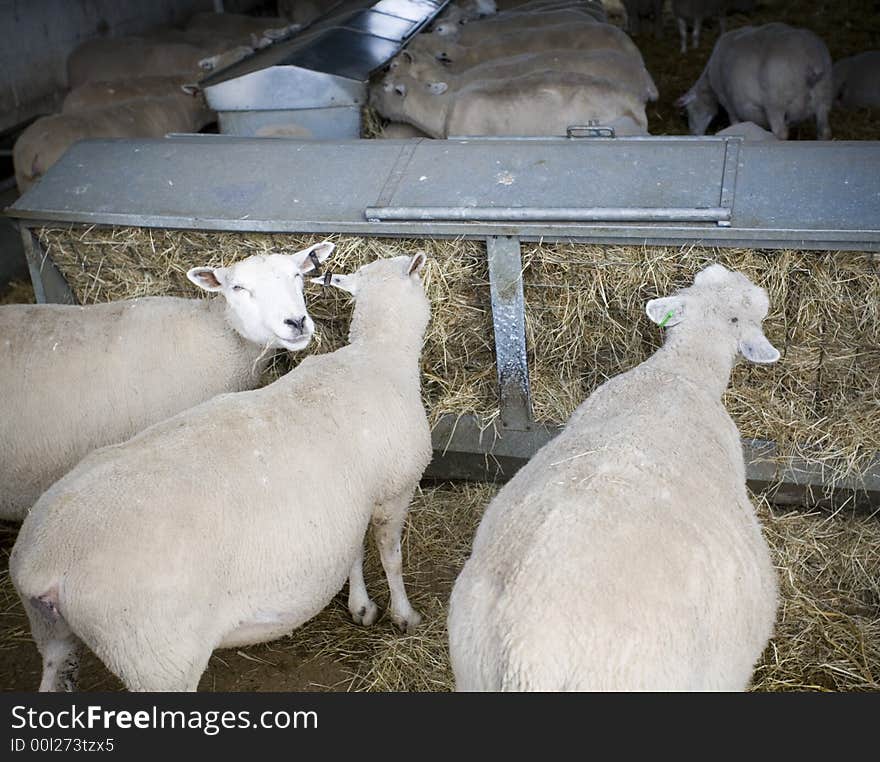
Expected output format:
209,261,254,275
431,8,602,41
390,47,658,104
60,76,207,114
671,0,728,54
622,0,665,38
448,264,780,691
0,242,334,523
371,69,650,137
410,21,643,67
833,51,880,109
675,23,833,139
66,38,208,89
10,252,431,692
13,93,215,192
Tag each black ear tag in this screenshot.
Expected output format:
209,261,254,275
308,251,322,275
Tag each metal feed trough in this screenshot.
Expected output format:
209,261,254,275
199,0,449,138
7,134,880,506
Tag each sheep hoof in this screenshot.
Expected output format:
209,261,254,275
392,609,423,634
350,600,379,627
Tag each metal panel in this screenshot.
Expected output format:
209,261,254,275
487,236,532,430
8,137,880,250
219,107,362,139
427,415,880,507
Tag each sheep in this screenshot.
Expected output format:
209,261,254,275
447,264,780,691
431,8,602,40
371,69,649,138
833,51,880,109
378,122,432,139
67,38,208,89
408,22,643,68
13,94,215,192
10,252,431,692
622,0,665,38
675,23,833,140
671,0,728,54
389,47,658,104
0,242,334,522
61,77,205,114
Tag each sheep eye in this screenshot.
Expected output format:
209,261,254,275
731,317,739,323
232,285,249,294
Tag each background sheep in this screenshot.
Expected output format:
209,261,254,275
671,0,729,54
448,264,779,691
11,252,431,692
833,51,880,109
0,242,333,522
675,23,833,139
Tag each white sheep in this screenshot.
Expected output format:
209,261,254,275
675,23,833,140
833,51,880,109
371,69,650,137
11,252,431,692
448,264,779,691
671,0,728,54
0,242,333,522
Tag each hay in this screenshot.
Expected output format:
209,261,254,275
0,279,35,305
630,0,880,139
37,226,880,492
1,483,877,691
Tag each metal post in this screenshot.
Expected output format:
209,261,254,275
487,235,532,430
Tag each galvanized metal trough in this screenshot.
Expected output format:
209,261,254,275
7,134,880,507
199,0,449,138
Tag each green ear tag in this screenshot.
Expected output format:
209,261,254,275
658,309,675,328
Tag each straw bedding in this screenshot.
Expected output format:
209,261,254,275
1,482,877,691
36,226,880,495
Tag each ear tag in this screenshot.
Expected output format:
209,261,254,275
658,309,675,328
323,272,332,287
308,251,322,275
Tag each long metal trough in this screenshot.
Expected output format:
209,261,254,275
7,134,880,506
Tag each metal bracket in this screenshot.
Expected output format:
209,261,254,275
487,235,533,430
567,123,615,139
717,137,741,228
20,226,76,305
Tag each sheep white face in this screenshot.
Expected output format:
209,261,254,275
314,252,428,306
187,241,335,351
646,263,780,365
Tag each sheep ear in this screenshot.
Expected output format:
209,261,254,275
739,328,780,364
427,81,448,95
675,90,696,109
291,241,335,274
408,251,427,276
187,266,226,292
646,296,685,327
312,273,358,296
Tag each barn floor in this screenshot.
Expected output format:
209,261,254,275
1,482,878,692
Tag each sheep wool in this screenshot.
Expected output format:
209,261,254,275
11,253,431,692
448,264,780,691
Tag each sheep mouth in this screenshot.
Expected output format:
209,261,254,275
275,334,311,351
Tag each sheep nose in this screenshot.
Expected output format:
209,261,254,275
284,316,307,333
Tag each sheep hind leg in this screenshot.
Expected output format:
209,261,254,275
24,592,83,692
347,541,379,626
372,491,422,634
677,18,687,53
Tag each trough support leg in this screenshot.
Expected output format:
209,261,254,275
487,235,533,431
19,226,76,305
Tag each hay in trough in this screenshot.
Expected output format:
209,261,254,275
1,483,877,691
37,226,880,493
